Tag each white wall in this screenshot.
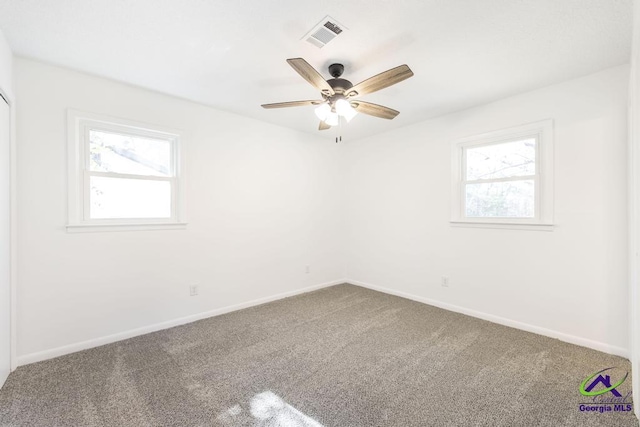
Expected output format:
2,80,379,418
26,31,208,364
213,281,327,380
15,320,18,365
344,65,630,356
0,29,11,99
13,57,632,364
0,28,12,386
629,0,640,417
14,58,345,363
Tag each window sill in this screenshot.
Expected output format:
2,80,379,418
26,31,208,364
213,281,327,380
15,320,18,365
66,222,188,233
449,221,554,232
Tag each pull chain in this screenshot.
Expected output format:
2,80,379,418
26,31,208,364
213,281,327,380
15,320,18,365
335,117,344,143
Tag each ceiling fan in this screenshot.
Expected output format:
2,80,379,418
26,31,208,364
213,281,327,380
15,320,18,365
261,58,414,131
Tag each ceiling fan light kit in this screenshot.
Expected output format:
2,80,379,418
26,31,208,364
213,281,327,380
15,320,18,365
315,104,340,126
314,103,331,121
314,97,355,125
335,98,357,122
261,58,414,134
325,112,340,127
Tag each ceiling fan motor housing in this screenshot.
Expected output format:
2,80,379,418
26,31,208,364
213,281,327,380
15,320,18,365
325,63,353,97
327,78,353,95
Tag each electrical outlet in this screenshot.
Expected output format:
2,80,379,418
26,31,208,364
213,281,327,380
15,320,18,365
305,265,311,274
441,276,449,287
189,285,199,296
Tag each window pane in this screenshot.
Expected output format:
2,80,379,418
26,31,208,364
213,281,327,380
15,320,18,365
465,180,534,218
89,130,172,177
90,176,171,219
466,138,535,181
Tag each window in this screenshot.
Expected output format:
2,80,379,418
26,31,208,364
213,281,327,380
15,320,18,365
67,110,186,231
451,120,553,230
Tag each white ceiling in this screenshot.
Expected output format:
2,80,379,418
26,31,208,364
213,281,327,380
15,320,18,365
0,0,633,141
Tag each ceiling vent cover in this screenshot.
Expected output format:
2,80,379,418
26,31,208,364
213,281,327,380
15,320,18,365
303,16,347,48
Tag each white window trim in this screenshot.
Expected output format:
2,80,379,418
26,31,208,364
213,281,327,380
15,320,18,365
67,110,187,232
450,120,554,231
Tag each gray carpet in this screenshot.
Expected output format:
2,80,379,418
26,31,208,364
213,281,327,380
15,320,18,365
0,284,637,426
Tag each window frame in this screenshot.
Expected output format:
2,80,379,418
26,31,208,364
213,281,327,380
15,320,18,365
67,110,187,232
450,120,554,231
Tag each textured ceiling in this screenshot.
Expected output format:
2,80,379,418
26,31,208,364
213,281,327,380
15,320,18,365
0,0,633,141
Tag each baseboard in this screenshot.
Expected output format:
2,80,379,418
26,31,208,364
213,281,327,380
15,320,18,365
16,279,346,367
18,278,627,366
348,279,630,359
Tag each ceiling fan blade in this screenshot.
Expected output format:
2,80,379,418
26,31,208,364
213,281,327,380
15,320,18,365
319,121,331,131
351,101,400,119
346,65,413,98
261,100,324,109
286,58,334,95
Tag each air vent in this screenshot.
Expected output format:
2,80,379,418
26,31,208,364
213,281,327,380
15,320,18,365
302,16,347,48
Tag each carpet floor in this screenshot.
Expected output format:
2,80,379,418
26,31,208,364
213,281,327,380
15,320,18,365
0,284,637,426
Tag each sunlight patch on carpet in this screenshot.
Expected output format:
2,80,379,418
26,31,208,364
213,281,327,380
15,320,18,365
218,391,323,426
